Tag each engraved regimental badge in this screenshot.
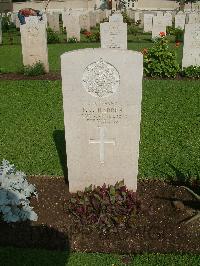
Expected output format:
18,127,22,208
82,58,120,98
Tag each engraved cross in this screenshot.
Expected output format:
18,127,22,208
89,127,116,164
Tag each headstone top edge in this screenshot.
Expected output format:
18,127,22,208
60,48,143,59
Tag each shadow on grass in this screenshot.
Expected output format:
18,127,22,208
0,188,70,266
53,130,68,185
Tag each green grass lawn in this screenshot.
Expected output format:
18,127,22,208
0,79,199,178
0,42,182,73
0,246,200,266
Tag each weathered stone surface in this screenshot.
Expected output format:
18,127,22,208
175,13,186,30
20,17,49,72
79,12,90,31
109,13,123,23
100,21,127,49
152,16,166,38
63,11,80,42
61,48,143,192
182,23,200,67
144,14,154,32
47,12,60,32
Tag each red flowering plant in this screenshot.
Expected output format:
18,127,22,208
143,31,180,78
159,31,166,37
175,41,180,48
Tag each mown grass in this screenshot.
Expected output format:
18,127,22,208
0,42,183,73
0,79,199,178
0,247,200,266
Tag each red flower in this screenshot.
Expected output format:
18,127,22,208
84,31,92,37
175,41,180,47
159,32,165,37
141,48,148,55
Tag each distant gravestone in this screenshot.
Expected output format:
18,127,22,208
175,13,186,30
95,10,101,24
188,13,200,24
109,13,123,23
164,12,172,26
61,48,143,192
47,12,60,32
100,21,127,49
79,13,90,31
144,14,154,32
182,23,200,67
20,17,49,72
152,16,166,38
64,13,80,42
135,11,141,23
89,11,96,28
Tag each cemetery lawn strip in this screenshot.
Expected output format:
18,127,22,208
0,43,182,73
0,248,200,266
0,79,199,178
1,177,199,254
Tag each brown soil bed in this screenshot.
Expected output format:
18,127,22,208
0,72,61,81
0,177,200,253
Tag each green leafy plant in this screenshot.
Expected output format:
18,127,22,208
121,11,133,25
23,62,45,76
47,27,60,44
83,31,100,42
67,37,78,43
2,15,16,33
68,180,140,232
0,159,38,223
174,27,184,42
127,25,139,35
181,65,200,78
166,26,175,36
143,33,180,78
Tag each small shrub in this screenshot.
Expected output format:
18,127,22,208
83,31,100,42
2,16,16,33
166,26,175,36
0,159,38,223
23,62,45,76
127,25,139,35
67,37,78,43
68,180,140,232
47,27,60,44
121,11,133,25
174,27,184,42
143,33,180,78
182,65,200,78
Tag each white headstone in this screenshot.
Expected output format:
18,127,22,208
20,17,49,72
61,48,143,192
109,13,123,23
63,13,80,42
188,13,200,24
152,16,166,38
100,21,127,49
175,13,186,30
79,13,90,31
164,12,172,27
47,12,60,32
182,23,200,67
89,11,96,28
135,12,140,22
144,14,154,32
